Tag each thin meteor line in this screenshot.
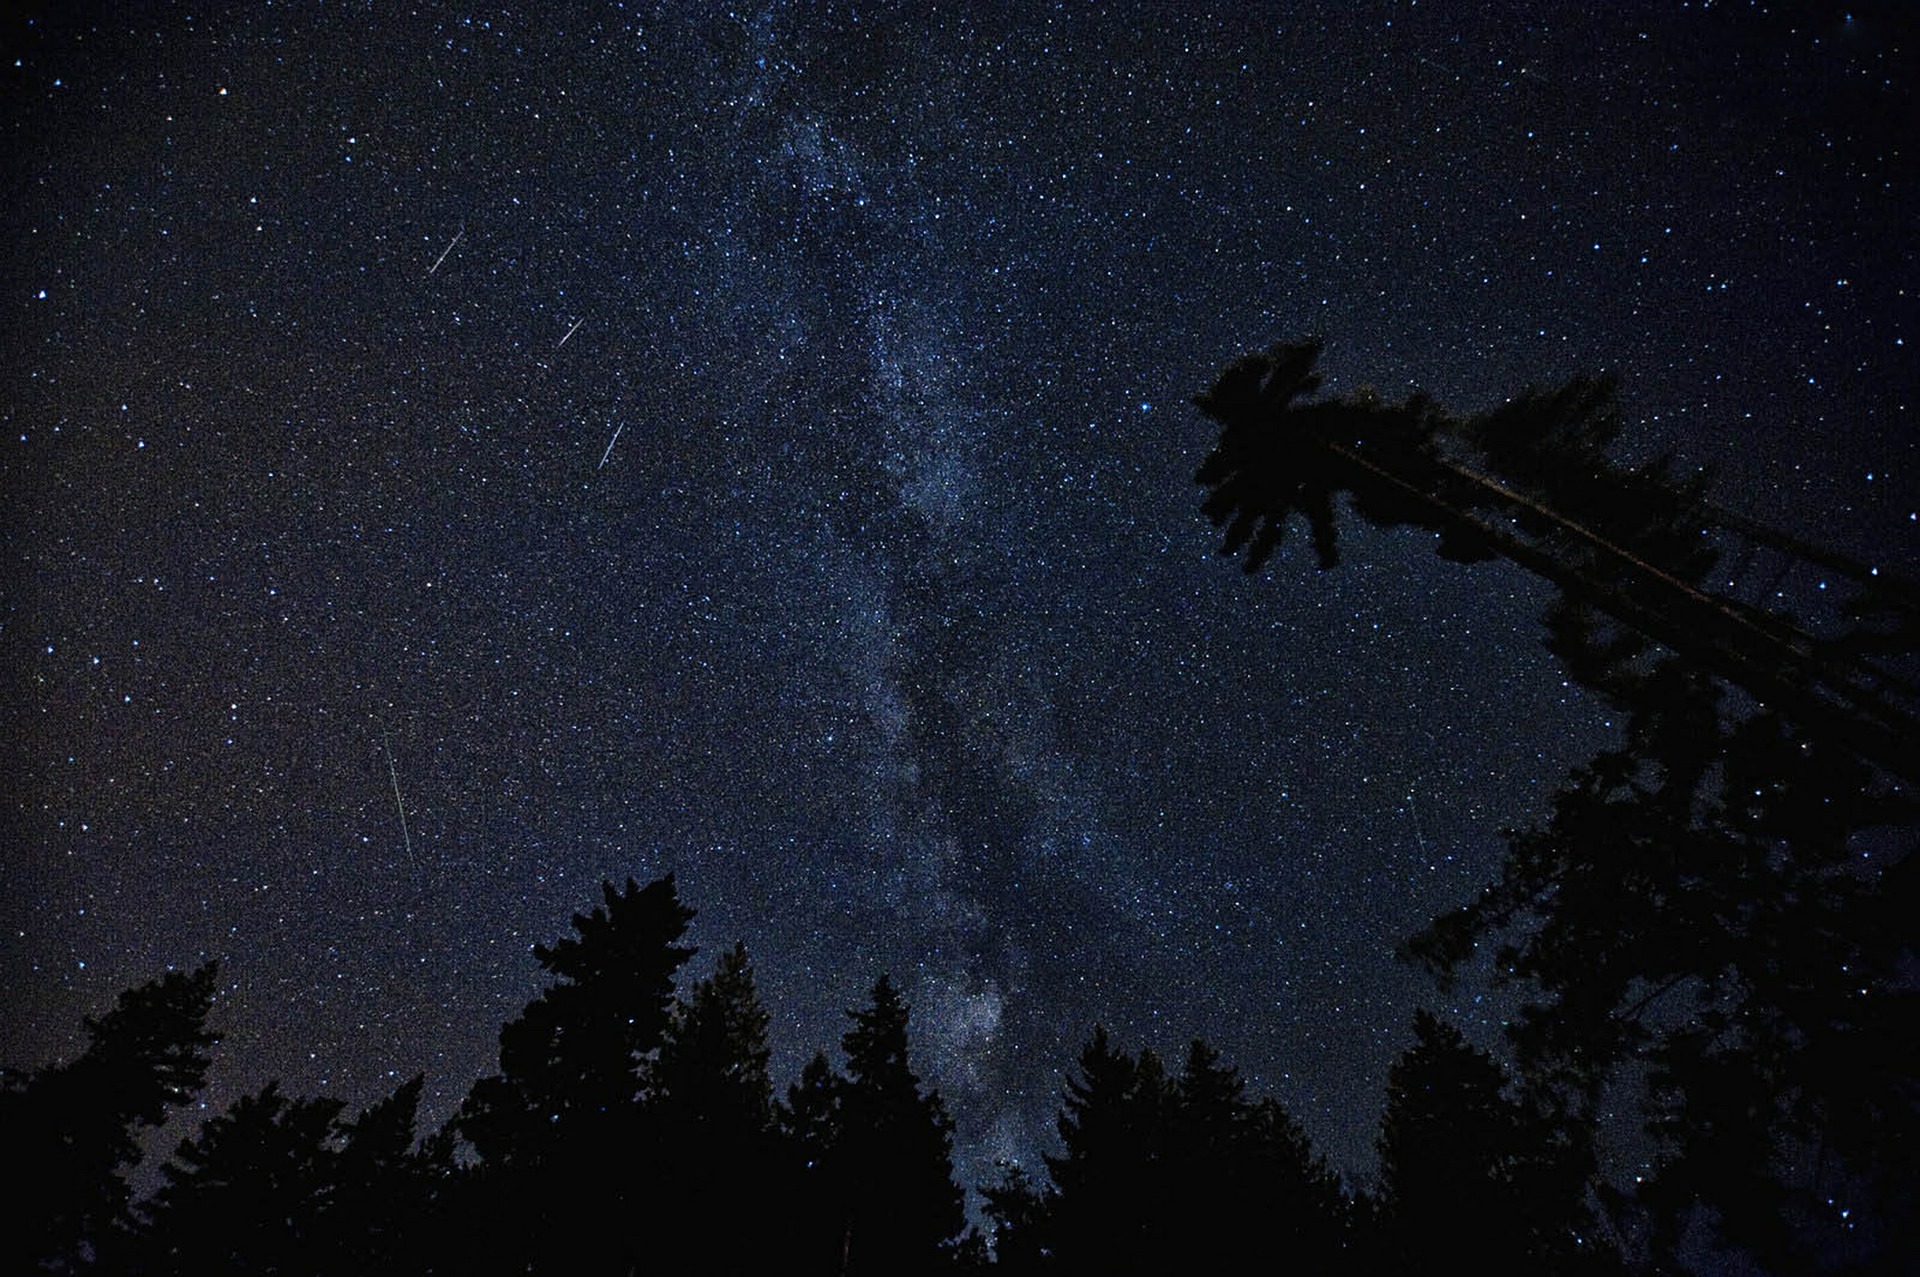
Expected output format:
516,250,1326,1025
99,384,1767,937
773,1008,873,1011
597,423,624,469
557,318,584,349
384,739,416,870
1407,782,1430,861
427,227,464,275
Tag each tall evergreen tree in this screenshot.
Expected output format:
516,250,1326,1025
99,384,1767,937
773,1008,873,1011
1042,1027,1173,1271
452,874,696,1276
779,1046,848,1271
0,962,220,1273
460,876,696,1159
1239,1094,1351,1268
648,941,787,1275
135,1081,345,1276
979,1162,1056,1273
1375,1012,1612,1275
133,1073,436,1277
793,974,965,1276
781,1048,844,1170
653,941,774,1138
1407,681,1918,1270
1036,1029,1347,1273
329,1074,441,1275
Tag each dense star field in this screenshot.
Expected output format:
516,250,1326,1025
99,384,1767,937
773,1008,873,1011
4,2,1913,1200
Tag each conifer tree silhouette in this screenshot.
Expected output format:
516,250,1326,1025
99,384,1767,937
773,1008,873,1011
654,941,774,1139
133,1074,436,1277
137,1081,345,1276
979,1161,1055,1272
782,975,964,1276
648,941,788,1275
780,1047,848,1271
839,975,966,1275
453,875,696,1276
1042,1027,1173,1270
1029,1028,1347,1273
0,962,219,1273
1193,339,1919,779
330,1074,440,1275
1375,1012,1614,1275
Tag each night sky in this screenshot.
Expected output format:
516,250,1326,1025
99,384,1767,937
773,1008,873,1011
4,2,1914,1202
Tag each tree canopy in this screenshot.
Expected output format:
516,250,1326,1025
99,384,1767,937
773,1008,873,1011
1194,339,1919,1273
1,962,220,1274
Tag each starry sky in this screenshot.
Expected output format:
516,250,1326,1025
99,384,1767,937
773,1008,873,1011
4,1,1914,1200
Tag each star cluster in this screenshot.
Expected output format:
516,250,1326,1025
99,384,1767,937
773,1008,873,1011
4,2,1913,1198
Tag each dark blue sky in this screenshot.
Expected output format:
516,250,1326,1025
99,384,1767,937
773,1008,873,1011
4,1,1913,1199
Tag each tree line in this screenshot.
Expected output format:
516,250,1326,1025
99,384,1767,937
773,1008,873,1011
5,873,1629,1275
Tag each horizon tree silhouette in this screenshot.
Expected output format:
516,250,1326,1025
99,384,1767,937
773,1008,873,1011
1374,1010,1618,1275
452,874,697,1276
993,1027,1348,1273
780,974,965,1276
647,940,792,1274
0,962,220,1273
131,1075,436,1276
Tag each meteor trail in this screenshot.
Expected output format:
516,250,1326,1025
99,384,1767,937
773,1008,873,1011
597,423,624,469
1407,782,1430,861
557,318,584,349
384,738,417,870
427,227,464,275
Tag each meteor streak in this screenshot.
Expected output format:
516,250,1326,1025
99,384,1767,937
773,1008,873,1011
427,227,464,275
384,738,416,870
597,423,624,469
557,318,584,349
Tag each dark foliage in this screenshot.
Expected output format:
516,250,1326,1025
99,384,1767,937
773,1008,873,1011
780,974,968,1276
988,1027,1349,1273
16,939,1645,1276
458,875,696,1161
646,940,794,1276
1198,339,1919,1272
1193,340,1917,780
0,962,220,1274
1408,688,1920,1273
133,1075,440,1276
1374,1011,1618,1275
451,874,696,1276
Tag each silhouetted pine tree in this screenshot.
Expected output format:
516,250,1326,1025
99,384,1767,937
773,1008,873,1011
1195,338,1918,779
647,941,789,1275
1044,1029,1175,1271
1033,1029,1348,1273
329,1074,442,1275
840,975,966,1274
135,1081,343,1276
1406,682,1918,1271
782,1048,843,1164
131,1072,438,1276
1170,1040,1350,1268
0,962,219,1273
781,975,963,1275
979,1162,1056,1272
654,942,774,1137
452,875,696,1276
1375,1012,1615,1275
780,1047,847,1270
